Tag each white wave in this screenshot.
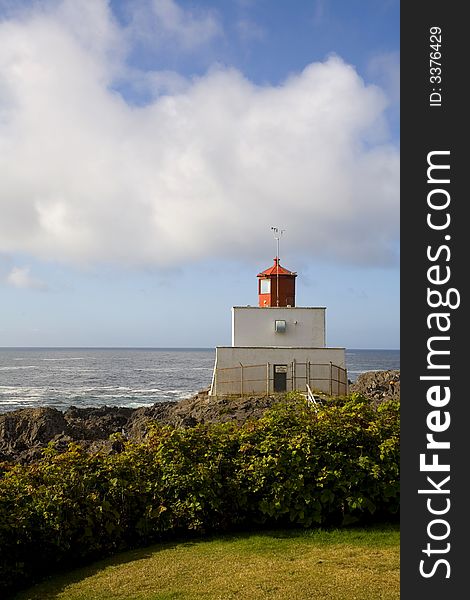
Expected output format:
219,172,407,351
42,357,86,361
0,365,39,370
0,386,48,396
63,386,133,392
0,398,32,405
56,368,99,372
0,394,43,403
98,393,141,399
116,401,154,408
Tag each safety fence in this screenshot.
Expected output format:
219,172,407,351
210,360,348,396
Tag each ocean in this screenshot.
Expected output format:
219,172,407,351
0,348,399,414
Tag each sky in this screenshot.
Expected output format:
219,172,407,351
0,0,399,349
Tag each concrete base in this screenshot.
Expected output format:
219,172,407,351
210,346,347,396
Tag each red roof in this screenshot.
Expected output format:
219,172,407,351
257,258,297,277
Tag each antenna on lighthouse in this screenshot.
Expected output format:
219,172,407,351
271,226,285,307
270,226,285,260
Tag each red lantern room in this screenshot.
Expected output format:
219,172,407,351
257,258,297,307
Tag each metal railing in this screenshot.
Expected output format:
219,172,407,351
210,360,348,396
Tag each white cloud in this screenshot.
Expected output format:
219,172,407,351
0,1,399,269
236,18,265,43
368,51,400,105
128,0,222,51
6,266,48,290
312,0,328,26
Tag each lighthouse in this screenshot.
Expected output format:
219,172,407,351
257,258,297,307
210,255,347,397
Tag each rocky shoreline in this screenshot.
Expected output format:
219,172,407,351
0,370,399,464
348,369,400,403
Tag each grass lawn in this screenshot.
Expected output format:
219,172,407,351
14,525,399,600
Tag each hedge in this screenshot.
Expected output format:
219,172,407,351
0,394,399,597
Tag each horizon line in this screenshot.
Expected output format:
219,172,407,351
0,346,400,351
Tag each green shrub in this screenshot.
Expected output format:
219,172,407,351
0,394,399,597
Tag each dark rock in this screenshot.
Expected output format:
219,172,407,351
63,405,135,440
0,407,68,453
349,369,400,404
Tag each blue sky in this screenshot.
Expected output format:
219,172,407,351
0,0,399,349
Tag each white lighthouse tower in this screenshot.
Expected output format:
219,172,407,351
209,242,347,396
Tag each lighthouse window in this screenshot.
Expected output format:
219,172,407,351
274,320,286,333
260,279,271,294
